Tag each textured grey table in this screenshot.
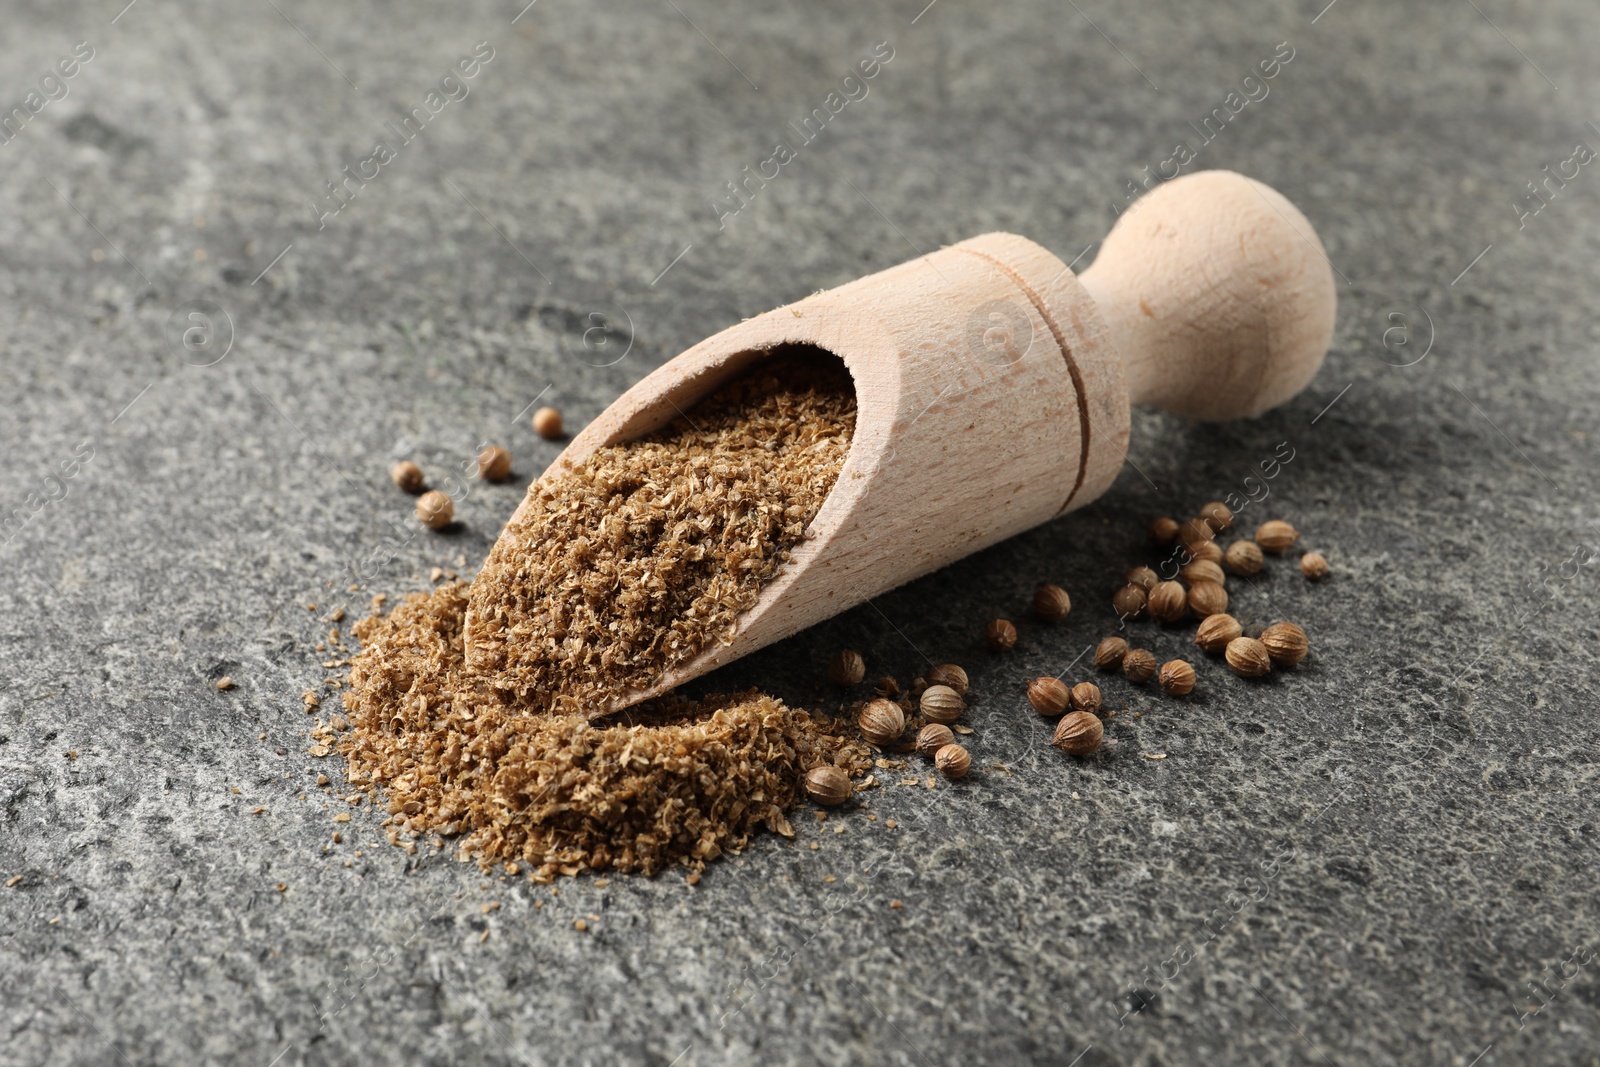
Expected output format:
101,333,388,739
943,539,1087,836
3,1,1598,1064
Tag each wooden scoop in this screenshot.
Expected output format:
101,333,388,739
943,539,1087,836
467,170,1336,716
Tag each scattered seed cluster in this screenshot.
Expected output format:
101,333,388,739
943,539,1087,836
388,407,567,531
1001,503,1332,762
1101,505,1326,688
806,653,976,803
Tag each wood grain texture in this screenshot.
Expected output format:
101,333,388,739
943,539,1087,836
464,170,1337,713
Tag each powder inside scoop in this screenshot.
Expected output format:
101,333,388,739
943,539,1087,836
464,354,856,713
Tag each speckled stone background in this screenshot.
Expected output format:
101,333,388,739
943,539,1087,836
3,1,1598,1064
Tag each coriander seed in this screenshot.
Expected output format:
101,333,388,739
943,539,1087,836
915,723,955,758
1301,552,1329,581
1190,540,1224,565
1148,580,1188,622
934,743,971,779
1186,580,1229,619
477,445,512,482
1179,559,1226,587
1225,540,1265,577
1261,622,1309,666
1121,648,1157,683
532,406,564,439
1158,659,1196,696
416,489,454,530
391,460,425,493
874,676,900,699
927,663,968,695
1124,566,1158,591
1149,516,1180,547
1255,519,1300,554
828,650,866,686
1094,636,1129,671
1027,677,1071,717
1033,583,1072,622
920,685,966,724
1199,500,1234,533
1112,584,1147,620
1070,681,1102,714
1225,636,1272,677
986,618,1017,652
825,652,864,684
805,765,852,807
1195,613,1243,654
1179,518,1216,548
1052,711,1103,756
858,699,905,746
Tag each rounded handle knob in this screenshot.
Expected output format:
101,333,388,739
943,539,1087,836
1078,170,1337,421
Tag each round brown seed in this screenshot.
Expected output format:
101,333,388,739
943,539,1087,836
1255,520,1300,554
1198,501,1234,533
1261,622,1309,666
532,406,564,439
926,663,968,696
828,649,866,686
477,445,512,482
1112,584,1148,620
934,743,971,778
1149,516,1180,547
1190,540,1224,565
1148,581,1188,622
1178,518,1216,548
416,490,454,529
804,765,852,806
858,699,905,746
919,684,966,724
1158,659,1196,696
1033,583,1072,622
985,618,1017,652
1121,648,1157,683
1195,613,1243,654
1225,540,1265,577
1124,566,1158,591
1225,637,1272,677
1070,682,1102,714
391,460,425,493
915,723,955,758
1027,677,1071,717
1052,711,1103,756
1186,580,1229,619
1094,636,1129,671
1179,559,1226,587
1301,552,1329,581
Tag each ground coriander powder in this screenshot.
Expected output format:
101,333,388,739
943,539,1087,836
466,357,856,713
339,356,871,881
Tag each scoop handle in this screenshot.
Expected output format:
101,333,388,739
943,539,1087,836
1078,170,1337,421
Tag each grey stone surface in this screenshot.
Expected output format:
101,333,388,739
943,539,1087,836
2,1,1598,1064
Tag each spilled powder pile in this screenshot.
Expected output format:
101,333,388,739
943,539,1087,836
339,355,871,880
465,356,857,713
